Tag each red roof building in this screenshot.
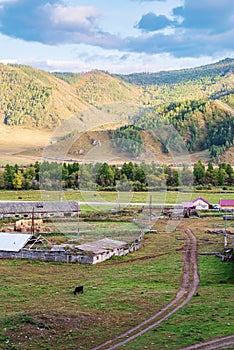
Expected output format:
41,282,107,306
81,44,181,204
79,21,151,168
182,197,212,210
219,200,234,210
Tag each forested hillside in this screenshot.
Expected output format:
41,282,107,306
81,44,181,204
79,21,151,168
0,64,88,128
0,58,233,165
131,99,234,159
117,58,234,86
111,59,234,162
220,92,234,108
0,64,141,128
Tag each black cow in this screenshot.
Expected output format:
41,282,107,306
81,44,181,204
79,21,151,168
73,286,84,295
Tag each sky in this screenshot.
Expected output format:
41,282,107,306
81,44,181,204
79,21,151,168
0,0,233,74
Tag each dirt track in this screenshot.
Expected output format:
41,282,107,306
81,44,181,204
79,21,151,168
179,334,234,349
91,227,200,350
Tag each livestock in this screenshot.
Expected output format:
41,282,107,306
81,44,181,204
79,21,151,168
74,286,84,295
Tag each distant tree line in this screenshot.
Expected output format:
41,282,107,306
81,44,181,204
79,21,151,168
0,160,234,191
117,58,234,86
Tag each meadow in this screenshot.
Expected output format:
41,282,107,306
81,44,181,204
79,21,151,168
0,217,233,349
0,188,234,206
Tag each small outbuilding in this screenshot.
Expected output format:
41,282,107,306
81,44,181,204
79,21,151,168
219,200,234,211
75,238,128,264
182,197,212,211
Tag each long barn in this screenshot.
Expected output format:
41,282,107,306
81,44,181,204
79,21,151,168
0,201,79,219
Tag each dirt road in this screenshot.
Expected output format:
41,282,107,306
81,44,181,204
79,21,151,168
91,226,234,350
179,334,234,349
91,227,200,350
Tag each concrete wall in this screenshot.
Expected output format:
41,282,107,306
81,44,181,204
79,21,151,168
0,249,93,264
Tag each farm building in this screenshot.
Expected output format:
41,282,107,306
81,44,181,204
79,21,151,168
0,201,79,219
219,200,234,211
0,232,144,264
182,197,212,210
74,238,131,264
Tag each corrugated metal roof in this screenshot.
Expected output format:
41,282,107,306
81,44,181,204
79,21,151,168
0,232,32,252
220,200,234,206
0,201,79,214
77,238,127,254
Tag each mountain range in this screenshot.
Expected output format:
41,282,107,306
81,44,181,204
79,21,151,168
0,58,233,165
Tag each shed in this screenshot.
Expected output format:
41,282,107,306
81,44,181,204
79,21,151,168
219,200,234,211
0,232,32,252
76,238,127,264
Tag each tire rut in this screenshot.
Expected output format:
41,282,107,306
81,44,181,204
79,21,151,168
179,334,234,350
91,227,199,350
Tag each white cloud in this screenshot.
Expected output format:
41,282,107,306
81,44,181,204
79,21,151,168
48,4,101,32
1,50,227,75
0,0,17,3
0,0,233,73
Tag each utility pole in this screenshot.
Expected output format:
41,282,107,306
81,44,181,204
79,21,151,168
77,201,80,234
149,194,152,227
31,207,35,235
117,191,120,212
224,209,228,248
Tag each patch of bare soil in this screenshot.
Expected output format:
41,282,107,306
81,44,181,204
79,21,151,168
3,310,97,349
220,145,234,166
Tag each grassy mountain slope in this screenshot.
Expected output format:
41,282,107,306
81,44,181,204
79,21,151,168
54,69,142,106
0,59,233,165
116,58,234,108
0,64,142,164
0,64,142,129
0,64,88,128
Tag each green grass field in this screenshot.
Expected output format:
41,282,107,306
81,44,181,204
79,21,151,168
44,219,143,244
0,217,233,349
125,253,234,349
0,189,233,207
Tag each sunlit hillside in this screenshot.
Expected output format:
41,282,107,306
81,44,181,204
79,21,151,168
0,58,233,165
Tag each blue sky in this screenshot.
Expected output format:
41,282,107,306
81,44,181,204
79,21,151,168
0,0,233,73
